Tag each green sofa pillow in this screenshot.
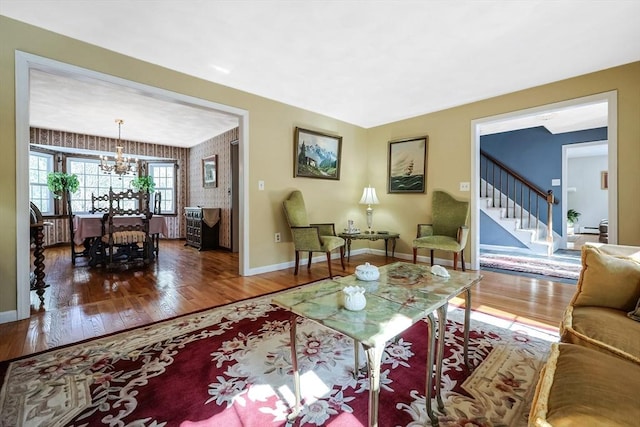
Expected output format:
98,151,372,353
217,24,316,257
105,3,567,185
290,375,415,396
572,245,640,311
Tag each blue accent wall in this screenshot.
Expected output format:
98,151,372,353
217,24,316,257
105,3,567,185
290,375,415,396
480,126,607,243
480,211,527,248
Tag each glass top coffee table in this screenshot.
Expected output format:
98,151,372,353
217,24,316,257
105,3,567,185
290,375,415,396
272,261,483,427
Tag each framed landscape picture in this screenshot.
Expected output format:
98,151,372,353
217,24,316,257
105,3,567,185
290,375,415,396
387,136,428,193
202,155,218,188
294,127,342,180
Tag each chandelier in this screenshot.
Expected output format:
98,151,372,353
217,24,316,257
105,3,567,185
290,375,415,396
99,119,138,176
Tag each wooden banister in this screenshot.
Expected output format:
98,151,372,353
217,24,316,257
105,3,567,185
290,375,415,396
480,150,558,255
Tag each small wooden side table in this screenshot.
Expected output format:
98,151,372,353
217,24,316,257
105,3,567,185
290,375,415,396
338,231,400,261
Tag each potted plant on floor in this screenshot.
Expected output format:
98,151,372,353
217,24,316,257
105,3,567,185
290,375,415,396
567,209,581,235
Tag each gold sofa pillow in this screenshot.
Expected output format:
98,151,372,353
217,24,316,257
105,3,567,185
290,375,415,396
571,245,640,312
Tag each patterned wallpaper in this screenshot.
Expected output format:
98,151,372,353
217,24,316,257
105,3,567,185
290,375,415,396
30,127,189,247
188,127,239,249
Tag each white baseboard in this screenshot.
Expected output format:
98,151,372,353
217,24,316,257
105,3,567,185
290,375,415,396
580,226,600,234
0,310,18,324
247,248,455,276
247,248,370,276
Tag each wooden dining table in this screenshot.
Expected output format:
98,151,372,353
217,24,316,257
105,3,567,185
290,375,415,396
73,213,168,266
73,213,168,245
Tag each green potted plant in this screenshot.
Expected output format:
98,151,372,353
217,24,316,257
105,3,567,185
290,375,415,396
567,208,581,234
47,172,79,199
131,175,156,193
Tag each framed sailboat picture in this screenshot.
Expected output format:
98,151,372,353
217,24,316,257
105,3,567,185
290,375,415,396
387,136,428,193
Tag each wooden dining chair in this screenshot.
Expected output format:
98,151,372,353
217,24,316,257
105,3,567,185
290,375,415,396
67,190,91,265
151,191,162,257
97,188,155,270
153,191,162,215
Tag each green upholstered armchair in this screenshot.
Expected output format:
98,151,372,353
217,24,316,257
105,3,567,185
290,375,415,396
283,190,345,278
412,190,470,271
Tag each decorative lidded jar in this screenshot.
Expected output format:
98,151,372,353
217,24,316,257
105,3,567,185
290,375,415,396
355,262,380,281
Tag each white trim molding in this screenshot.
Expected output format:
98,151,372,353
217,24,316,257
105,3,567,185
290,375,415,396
13,51,251,322
470,90,618,270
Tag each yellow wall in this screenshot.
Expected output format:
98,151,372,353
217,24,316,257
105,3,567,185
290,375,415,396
1,16,639,315
367,62,640,256
0,17,368,313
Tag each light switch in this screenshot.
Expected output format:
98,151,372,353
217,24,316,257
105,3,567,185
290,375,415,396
552,179,561,186
258,180,265,191
459,182,470,191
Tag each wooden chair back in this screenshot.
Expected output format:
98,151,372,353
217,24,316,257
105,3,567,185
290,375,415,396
90,192,110,214
153,191,162,215
99,188,154,269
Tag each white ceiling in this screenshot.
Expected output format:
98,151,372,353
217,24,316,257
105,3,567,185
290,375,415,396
478,101,609,136
29,70,239,146
2,1,639,146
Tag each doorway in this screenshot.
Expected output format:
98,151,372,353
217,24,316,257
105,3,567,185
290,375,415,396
15,52,250,321
563,140,608,250
470,91,618,271
231,140,240,253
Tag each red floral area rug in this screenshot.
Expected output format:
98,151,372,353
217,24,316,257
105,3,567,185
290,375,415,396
0,294,554,426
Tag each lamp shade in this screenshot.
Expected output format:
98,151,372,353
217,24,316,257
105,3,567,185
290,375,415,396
359,186,379,205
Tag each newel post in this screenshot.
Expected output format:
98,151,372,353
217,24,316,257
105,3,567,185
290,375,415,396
546,190,554,256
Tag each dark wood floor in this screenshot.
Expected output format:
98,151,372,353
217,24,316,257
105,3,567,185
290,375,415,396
0,240,577,362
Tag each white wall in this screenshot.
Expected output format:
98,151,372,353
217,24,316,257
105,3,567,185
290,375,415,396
568,155,608,230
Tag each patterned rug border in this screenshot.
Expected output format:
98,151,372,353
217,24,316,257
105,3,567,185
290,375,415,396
479,252,581,281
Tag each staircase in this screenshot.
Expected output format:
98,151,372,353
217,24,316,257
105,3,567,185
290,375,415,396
480,180,560,254
480,151,559,255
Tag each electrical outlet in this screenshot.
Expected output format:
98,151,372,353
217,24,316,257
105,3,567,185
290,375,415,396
274,232,281,243
459,182,470,191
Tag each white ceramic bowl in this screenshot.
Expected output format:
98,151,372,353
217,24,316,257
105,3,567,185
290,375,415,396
355,262,380,281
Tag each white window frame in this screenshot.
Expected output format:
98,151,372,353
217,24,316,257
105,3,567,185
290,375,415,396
67,157,136,213
148,161,177,215
29,151,55,216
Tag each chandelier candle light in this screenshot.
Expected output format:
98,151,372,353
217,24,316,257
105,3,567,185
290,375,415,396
99,119,138,176
359,186,379,233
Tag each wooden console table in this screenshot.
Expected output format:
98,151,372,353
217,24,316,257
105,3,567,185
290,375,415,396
337,231,400,261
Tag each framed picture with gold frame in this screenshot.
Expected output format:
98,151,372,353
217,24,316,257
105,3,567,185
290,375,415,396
601,171,608,189
202,155,218,188
294,127,342,180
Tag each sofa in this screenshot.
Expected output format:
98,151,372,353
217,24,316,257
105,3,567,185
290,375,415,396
529,243,640,426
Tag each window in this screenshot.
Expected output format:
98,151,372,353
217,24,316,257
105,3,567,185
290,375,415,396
67,157,135,213
29,151,54,215
148,162,176,215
